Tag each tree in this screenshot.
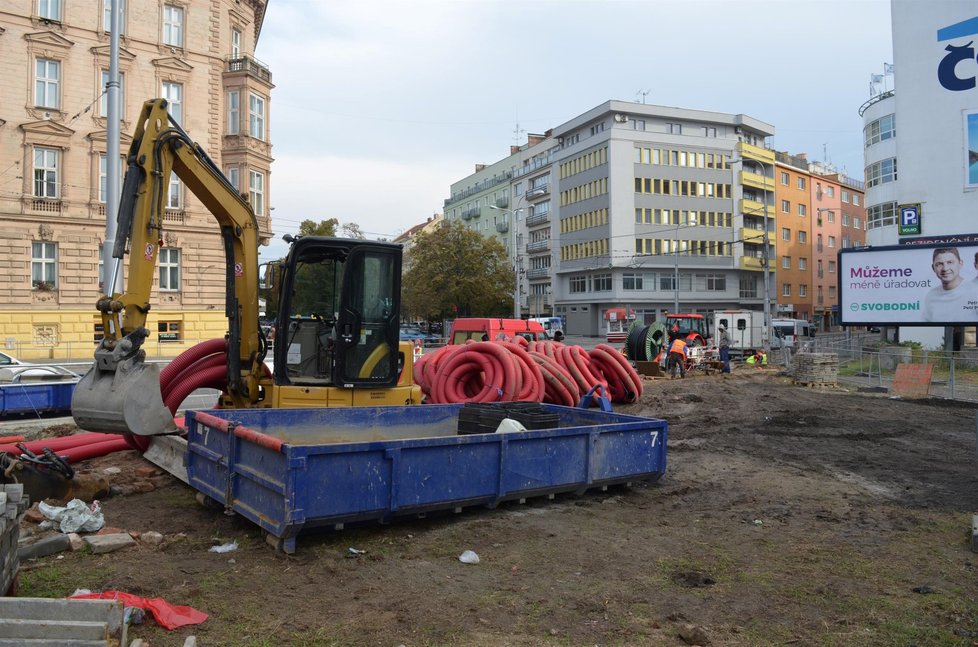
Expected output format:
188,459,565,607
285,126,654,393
401,220,512,321
298,218,339,237
262,219,339,320
340,222,366,239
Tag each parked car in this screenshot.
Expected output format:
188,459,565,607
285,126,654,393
399,326,440,345
0,351,81,382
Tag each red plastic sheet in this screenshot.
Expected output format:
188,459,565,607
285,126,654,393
70,590,207,630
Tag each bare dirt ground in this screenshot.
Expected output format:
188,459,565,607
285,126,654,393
14,367,978,647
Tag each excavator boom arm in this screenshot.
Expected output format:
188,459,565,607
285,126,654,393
73,98,263,436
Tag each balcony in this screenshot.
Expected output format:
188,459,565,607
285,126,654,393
495,197,509,209
740,256,765,271
737,169,774,193
526,239,550,254
739,198,772,218
526,184,549,199
495,221,509,233
29,198,64,215
461,207,480,220
526,211,550,227
225,55,272,84
739,227,767,244
163,209,186,224
526,267,550,280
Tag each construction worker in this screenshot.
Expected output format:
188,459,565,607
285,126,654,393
667,334,689,379
718,325,731,373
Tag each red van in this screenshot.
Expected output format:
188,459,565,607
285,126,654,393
449,318,547,345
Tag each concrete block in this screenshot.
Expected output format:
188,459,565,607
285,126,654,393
18,533,71,560
83,533,136,554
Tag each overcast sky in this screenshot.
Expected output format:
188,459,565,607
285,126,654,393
255,0,894,260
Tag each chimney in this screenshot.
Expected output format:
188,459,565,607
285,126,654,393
527,134,544,146
475,163,486,172
510,145,520,155
796,153,807,161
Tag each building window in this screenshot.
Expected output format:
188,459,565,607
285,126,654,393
570,276,587,293
167,174,182,209
705,274,725,291
864,113,895,147
826,186,834,197
797,177,806,190
799,284,808,297
829,286,837,299
828,236,836,248
667,122,682,134
782,283,791,297
33,147,59,198
868,201,898,228
163,4,184,47
632,119,646,131
226,166,239,191
38,0,61,21
623,273,646,290
781,227,790,241
593,274,612,291
35,58,60,109
227,90,239,135
249,93,265,140
231,28,241,58
780,171,789,185
157,321,182,342
249,170,265,216
853,194,860,206
828,260,836,273
799,257,807,270
99,70,125,118
826,210,835,223
162,81,182,123
853,217,861,229
781,256,791,269
158,248,180,291
842,214,850,226
798,231,807,243
104,0,126,33
781,199,790,213
32,241,57,289
842,190,850,203
798,204,806,217
98,154,107,202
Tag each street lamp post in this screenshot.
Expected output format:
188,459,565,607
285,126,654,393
729,156,772,353
489,203,523,319
673,216,698,313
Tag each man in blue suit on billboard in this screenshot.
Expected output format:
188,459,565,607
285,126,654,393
923,247,978,322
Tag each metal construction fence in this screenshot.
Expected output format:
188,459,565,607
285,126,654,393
784,333,978,403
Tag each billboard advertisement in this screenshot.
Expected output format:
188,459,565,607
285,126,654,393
839,242,978,326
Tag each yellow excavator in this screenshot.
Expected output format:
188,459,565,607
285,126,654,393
71,98,421,438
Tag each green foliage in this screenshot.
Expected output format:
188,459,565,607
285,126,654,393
298,218,339,237
261,219,340,320
401,221,512,320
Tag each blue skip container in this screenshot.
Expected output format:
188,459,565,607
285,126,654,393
185,403,667,553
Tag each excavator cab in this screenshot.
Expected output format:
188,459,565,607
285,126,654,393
272,237,402,388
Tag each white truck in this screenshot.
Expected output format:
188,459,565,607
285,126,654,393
712,310,814,358
712,310,763,359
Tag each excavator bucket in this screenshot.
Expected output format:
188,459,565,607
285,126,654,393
71,350,178,437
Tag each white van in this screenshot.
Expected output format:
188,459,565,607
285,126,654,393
771,318,814,349
529,316,563,338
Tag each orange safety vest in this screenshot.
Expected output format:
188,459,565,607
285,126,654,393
669,338,687,355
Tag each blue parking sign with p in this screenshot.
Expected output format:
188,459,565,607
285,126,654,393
899,204,921,235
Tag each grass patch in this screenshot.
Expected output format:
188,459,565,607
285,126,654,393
19,558,110,598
